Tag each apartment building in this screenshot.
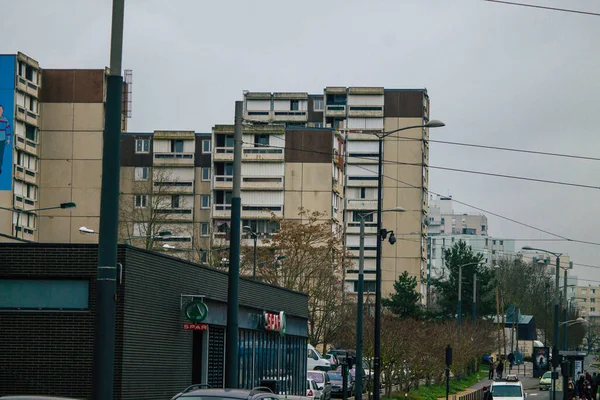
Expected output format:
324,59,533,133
428,195,488,236
0,52,132,244
573,285,600,322
209,88,431,297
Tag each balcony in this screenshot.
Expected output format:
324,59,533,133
347,177,379,188
155,208,193,221
153,181,194,194
242,147,284,162
245,110,273,122
347,153,379,164
14,136,38,155
17,76,40,98
15,106,39,127
14,165,37,185
346,222,378,235
347,199,378,211
14,195,36,211
242,206,283,219
214,175,233,190
213,204,232,218
214,147,234,162
272,110,307,123
153,152,194,166
347,106,384,118
325,104,346,118
242,176,283,190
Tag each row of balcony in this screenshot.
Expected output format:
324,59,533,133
214,147,284,162
14,135,38,156
244,110,307,123
212,204,283,219
14,165,37,185
17,76,39,98
325,105,384,118
214,175,284,190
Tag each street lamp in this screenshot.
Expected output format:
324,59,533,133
522,246,562,399
243,226,258,279
0,202,77,239
355,206,404,400
456,261,483,327
370,119,445,400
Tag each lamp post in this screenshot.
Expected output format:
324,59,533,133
243,226,258,280
456,261,482,327
355,207,404,400
1,202,76,239
522,246,562,400
371,119,445,400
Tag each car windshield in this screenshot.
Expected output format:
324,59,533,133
327,372,342,380
308,372,324,383
542,372,552,378
492,385,523,397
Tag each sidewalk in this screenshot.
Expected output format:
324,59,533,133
469,362,538,391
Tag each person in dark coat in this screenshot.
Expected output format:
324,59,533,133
488,358,495,380
496,359,504,379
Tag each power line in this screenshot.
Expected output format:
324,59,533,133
248,139,600,191
389,136,600,162
245,138,600,246
484,0,600,17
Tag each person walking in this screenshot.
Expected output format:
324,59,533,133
496,359,504,380
489,358,495,380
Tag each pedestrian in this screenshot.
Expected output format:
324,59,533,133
591,373,598,400
496,359,504,379
489,357,495,380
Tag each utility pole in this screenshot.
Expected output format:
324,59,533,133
457,265,462,326
92,0,125,399
472,272,477,326
355,216,365,400
225,101,243,388
562,268,568,351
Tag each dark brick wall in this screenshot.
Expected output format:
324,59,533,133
0,244,126,399
0,244,308,400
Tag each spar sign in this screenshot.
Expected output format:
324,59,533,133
264,311,286,336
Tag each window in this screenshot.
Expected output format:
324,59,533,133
493,240,496,245
28,96,37,113
591,307,596,312
353,212,374,223
290,100,299,111
200,223,209,236
135,194,148,208
242,219,280,235
591,298,596,303
500,240,504,246
353,280,376,293
360,187,366,199
136,139,150,153
25,124,37,142
313,98,324,111
171,195,180,209
485,238,489,246
201,195,210,209
171,140,184,153
202,139,211,154
593,289,596,294
134,167,149,181
254,135,269,147
0,279,89,310
202,167,211,181
314,122,323,128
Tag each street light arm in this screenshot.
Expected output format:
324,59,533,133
377,120,445,139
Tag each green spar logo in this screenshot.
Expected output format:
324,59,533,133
185,300,209,323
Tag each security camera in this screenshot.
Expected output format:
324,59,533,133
388,232,396,245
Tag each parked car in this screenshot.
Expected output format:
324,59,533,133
539,371,552,391
325,353,339,370
0,397,80,400
490,375,525,400
327,369,354,398
172,386,279,400
308,344,331,371
307,370,332,400
307,378,324,400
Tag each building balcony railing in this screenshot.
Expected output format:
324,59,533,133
213,147,234,162
213,204,283,219
14,195,36,211
153,181,194,194
346,222,378,235
17,76,39,98
242,176,283,190
244,110,272,122
153,152,194,166
325,104,346,117
272,111,307,122
347,153,379,164
213,204,232,218
214,175,233,190
242,147,284,162
14,136,38,156
346,199,378,210
14,165,37,185
347,106,384,118
154,208,194,221
346,177,379,187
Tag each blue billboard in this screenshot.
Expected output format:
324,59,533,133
0,55,15,191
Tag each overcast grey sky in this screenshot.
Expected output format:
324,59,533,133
3,0,600,281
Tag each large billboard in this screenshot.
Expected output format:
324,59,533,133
0,55,15,191
532,346,550,377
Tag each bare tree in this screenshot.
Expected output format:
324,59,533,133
252,208,351,348
119,167,189,251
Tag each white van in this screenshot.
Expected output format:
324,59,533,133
307,344,331,371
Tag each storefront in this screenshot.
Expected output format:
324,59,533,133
0,243,309,400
